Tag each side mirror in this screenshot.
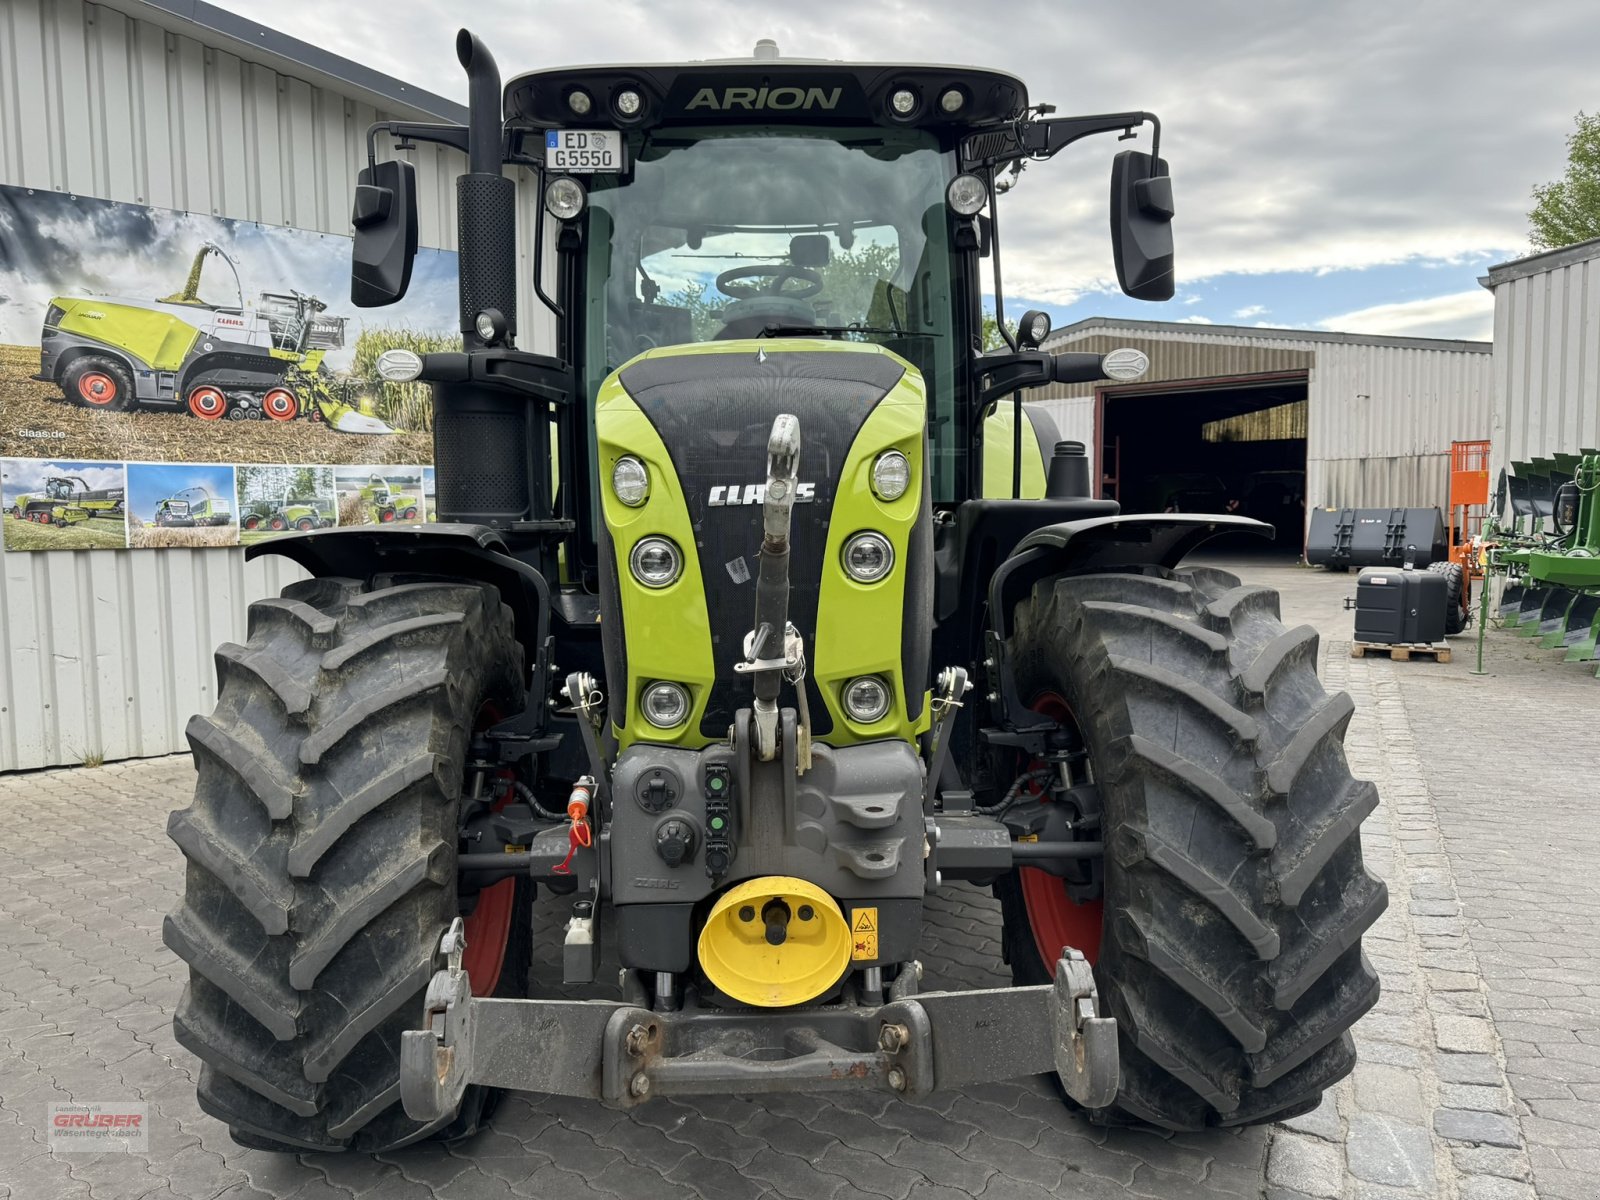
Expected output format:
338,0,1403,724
1110,150,1175,301
351,159,418,307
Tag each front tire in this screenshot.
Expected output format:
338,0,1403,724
63,355,135,411
997,565,1385,1130
163,576,526,1152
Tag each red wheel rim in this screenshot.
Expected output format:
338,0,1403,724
460,702,516,995
263,388,298,421
379,509,396,522
78,371,118,406
270,516,287,531
188,386,226,419
402,507,418,520
1018,692,1103,974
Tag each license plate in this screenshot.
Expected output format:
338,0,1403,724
545,129,625,172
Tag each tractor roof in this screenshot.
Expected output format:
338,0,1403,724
505,41,1028,133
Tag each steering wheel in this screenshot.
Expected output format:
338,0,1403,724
715,264,824,301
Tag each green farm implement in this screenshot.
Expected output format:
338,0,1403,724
243,493,336,532
153,485,233,528
7,475,125,526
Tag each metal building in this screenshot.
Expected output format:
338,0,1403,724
1479,237,1600,483
1033,317,1494,549
0,0,546,772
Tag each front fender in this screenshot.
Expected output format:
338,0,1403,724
246,523,550,671
988,513,1272,644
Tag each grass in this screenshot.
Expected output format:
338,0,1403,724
2,515,127,551
81,751,104,768
127,521,239,549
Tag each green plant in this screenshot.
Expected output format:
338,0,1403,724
351,326,458,432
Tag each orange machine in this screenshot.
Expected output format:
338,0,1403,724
1448,439,1490,575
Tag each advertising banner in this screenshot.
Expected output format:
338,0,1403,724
0,185,455,551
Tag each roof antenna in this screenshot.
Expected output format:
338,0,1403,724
754,38,779,60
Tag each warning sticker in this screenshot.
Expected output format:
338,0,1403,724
851,907,878,961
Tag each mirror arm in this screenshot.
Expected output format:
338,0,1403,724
984,166,1018,352
365,121,470,170
1026,110,1160,162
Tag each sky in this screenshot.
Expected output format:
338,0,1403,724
204,0,1596,343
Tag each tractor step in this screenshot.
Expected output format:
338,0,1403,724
1350,640,1451,663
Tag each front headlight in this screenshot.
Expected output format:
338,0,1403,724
612,456,649,507
641,681,690,728
843,676,892,723
871,451,911,501
841,531,894,583
629,536,682,588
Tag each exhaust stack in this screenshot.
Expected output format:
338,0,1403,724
453,30,516,348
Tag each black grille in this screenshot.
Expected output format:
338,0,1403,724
618,348,905,738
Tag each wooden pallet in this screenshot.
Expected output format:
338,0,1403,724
1350,640,1451,663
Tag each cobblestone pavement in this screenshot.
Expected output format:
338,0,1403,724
0,558,1593,1199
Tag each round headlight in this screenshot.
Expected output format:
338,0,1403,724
841,531,894,583
376,348,422,382
545,177,587,221
890,88,918,116
843,676,892,724
946,173,987,216
629,536,682,588
641,681,690,728
615,89,643,117
939,88,965,114
612,456,649,507
473,309,506,344
567,89,592,115
871,451,911,501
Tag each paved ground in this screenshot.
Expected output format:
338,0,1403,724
1,556,1595,1199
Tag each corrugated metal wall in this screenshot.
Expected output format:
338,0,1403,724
1482,242,1600,485
1032,321,1494,517
0,0,546,771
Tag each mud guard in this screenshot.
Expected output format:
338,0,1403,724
983,513,1271,737
246,522,550,680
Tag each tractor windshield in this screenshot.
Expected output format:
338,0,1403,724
584,125,966,499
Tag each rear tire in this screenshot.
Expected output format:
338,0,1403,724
997,565,1385,1130
1427,561,1467,635
163,576,527,1152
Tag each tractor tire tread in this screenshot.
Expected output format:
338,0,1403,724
1000,563,1385,1129
163,577,521,1151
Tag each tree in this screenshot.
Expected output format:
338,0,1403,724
1529,111,1600,252
980,311,1016,350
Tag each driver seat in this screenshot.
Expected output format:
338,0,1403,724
714,296,818,340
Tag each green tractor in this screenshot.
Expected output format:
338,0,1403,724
8,475,125,526
358,473,421,523
36,242,395,434
164,32,1385,1156
153,485,233,528
242,492,337,533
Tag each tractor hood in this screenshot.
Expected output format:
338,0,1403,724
595,340,932,748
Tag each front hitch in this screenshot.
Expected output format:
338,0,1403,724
738,414,804,762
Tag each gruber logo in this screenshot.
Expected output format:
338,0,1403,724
47,1102,150,1153
707,482,816,506
53,1112,143,1128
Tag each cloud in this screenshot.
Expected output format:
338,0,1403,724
1316,290,1494,341
1178,315,1214,324
198,0,1590,315
1233,305,1267,319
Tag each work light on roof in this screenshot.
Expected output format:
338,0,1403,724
890,88,918,116
946,173,988,217
567,89,593,115
615,89,643,117
939,88,965,114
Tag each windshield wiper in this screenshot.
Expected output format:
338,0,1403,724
759,323,941,339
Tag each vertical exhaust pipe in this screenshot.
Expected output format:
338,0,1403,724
453,30,516,348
